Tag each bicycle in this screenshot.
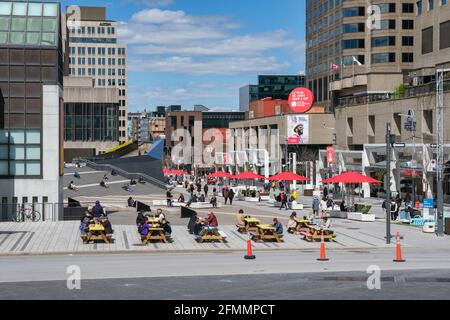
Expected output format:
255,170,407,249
12,207,41,222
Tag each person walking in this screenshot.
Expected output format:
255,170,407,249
223,187,230,205
166,189,173,207
279,193,288,210
229,188,235,205
312,196,320,217
203,184,209,197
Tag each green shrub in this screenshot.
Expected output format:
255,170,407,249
355,203,372,214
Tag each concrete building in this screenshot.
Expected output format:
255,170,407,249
306,0,416,110
239,75,305,112
62,6,128,144
63,76,119,161
0,1,64,221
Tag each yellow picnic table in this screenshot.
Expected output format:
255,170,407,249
243,217,261,233
294,219,313,233
82,224,110,244
252,224,283,243
300,225,336,242
142,227,171,244
147,217,159,224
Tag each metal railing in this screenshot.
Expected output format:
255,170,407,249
338,79,450,108
0,203,63,222
77,158,167,190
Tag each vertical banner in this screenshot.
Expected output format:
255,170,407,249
326,146,335,164
287,115,309,145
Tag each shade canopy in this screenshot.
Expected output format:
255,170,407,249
163,168,172,176
233,171,265,180
321,171,381,184
170,170,188,175
269,172,311,181
208,171,233,178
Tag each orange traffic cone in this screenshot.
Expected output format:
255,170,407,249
244,233,255,260
393,232,406,263
317,231,329,261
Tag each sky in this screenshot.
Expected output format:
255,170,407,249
61,0,306,112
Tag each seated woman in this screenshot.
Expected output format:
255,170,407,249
193,217,205,236
136,211,147,232
320,217,333,232
272,218,284,235
178,193,185,203
206,212,219,228
140,222,150,240
100,216,113,235
160,217,172,236
236,209,246,228
340,200,348,212
287,212,298,234
79,215,90,236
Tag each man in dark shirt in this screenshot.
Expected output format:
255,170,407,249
92,201,104,219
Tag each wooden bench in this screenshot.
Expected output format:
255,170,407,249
236,224,247,233
195,228,227,243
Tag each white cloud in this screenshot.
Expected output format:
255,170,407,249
118,8,300,76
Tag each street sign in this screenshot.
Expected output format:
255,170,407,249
423,198,435,209
391,143,406,148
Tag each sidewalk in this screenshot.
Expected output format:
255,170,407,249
0,218,448,256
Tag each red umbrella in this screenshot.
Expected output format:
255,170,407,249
321,171,381,184
402,170,421,177
208,171,233,178
171,170,188,175
163,168,172,176
269,172,311,181
233,171,265,180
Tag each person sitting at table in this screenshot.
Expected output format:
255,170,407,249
178,193,185,203
79,215,90,236
272,218,283,235
160,216,172,236
92,200,105,220
100,216,113,235
136,211,147,232
157,210,166,224
320,216,332,231
340,200,348,212
206,212,218,227
287,212,298,234
187,211,198,234
236,209,246,229
68,181,79,191
194,217,206,236
140,221,150,240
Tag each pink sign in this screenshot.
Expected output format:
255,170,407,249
288,88,315,113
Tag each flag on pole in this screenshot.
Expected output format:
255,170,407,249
352,56,363,66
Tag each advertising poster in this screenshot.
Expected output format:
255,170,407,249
287,115,309,145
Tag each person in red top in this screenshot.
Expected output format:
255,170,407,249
206,212,219,227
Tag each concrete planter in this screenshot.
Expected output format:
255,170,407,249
347,212,376,222
330,211,348,219
244,197,259,202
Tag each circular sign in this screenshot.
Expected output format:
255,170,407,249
288,88,315,113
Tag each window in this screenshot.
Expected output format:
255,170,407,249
402,52,414,63
440,20,450,49
372,36,396,47
378,19,396,30
422,27,433,54
402,36,414,46
342,39,365,49
343,23,365,33
372,52,396,63
402,20,414,29
403,3,415,12
429,0,435,10
443,0,448,5
377,3,396,13
343,7,365,17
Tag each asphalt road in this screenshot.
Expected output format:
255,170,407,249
1,249,450,299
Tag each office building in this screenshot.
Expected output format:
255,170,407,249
239,75,305,112
306,0,416,110
0,1,64,220
63,76,119,161
62,6,128,143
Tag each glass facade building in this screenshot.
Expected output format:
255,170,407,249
0,1,63,177
64,102,119,142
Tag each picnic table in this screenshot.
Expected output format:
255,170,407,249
196,227,227,243
300,225,336,242
82,224,111,244
252,224,283,243
240,217,260,233
294,219,313,233
142,227,171,244
147,217,160,226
